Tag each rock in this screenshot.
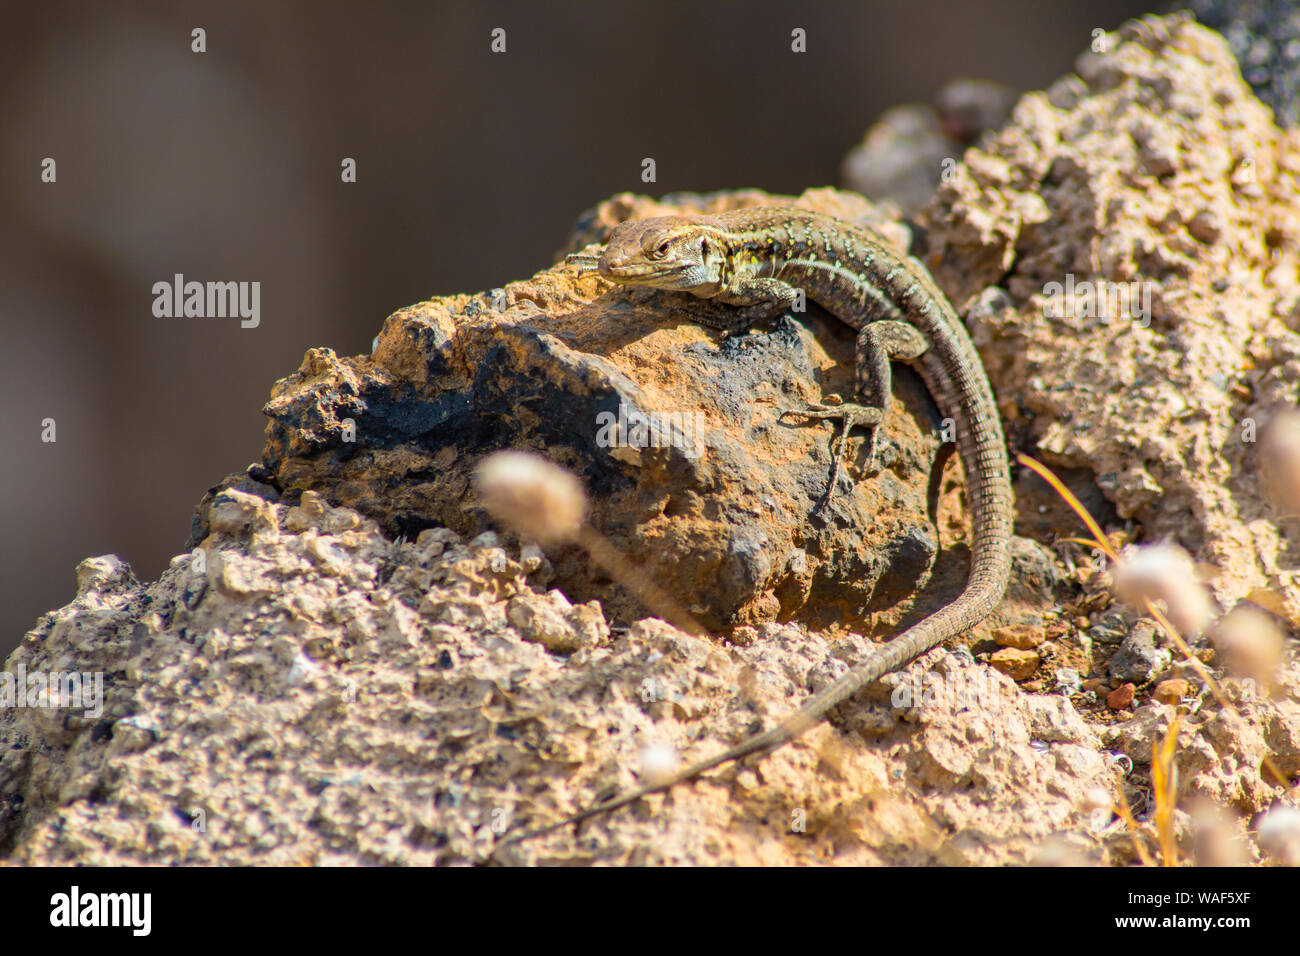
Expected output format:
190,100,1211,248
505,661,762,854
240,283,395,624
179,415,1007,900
1181,707,1277,809
919,11,1300,628
994,627,1045,649
1153,678,1190,706
507,592,588,653
1106,683,1136,711
989,647,1040,680
5,11,1299,868
1054,668,1082,694
1025,694,1100,745
74,555,136,595
0,495,1114,868
1054,744,1106,779
1108,623,1171,684
247,187,963,635
1108,703,1177,762
1087,613,1129,646
1263,702,1300,779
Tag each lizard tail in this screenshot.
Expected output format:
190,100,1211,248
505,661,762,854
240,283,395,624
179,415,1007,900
499,581,1002,846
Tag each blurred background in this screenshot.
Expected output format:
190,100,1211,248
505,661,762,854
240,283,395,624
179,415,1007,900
1,0,1153,656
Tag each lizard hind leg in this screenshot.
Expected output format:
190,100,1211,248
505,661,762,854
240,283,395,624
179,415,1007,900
781,399,884,514
780,320,930,513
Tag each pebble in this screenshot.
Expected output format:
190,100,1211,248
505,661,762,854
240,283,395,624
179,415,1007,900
990,647,1040,680
1106,682,1136,710
1153,678,1189,706
994,627,1045,649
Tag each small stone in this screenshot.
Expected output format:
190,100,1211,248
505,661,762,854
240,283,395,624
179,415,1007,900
1108,623,1170,684
1055,668,1082,694
1088,616,1128,646
989,647,1040,680
569,600,611,647
1025,694,1099,745
1187,209,1221,244
1153,678,1189,706
285,650,320,686
518,542,545,572
75,555,135,595
507,595,581,652
1107,682,1136,710
208,489,278,536
994,627,1045,649
1082,678,1107,692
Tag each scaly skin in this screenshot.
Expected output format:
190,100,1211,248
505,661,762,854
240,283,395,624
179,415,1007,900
507,206,1014,844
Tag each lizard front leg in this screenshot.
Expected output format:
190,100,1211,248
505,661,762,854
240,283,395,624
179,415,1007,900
680,277,801,332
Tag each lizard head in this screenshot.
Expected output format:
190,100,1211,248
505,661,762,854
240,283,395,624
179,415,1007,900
596,216,724,291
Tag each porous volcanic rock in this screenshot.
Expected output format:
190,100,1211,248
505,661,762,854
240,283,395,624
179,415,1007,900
241,186,1007,637
4,12,1300,867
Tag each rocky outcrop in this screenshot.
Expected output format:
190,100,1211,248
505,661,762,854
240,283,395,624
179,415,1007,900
916,13,1300,627
245,186,982,638
3,13,1299,866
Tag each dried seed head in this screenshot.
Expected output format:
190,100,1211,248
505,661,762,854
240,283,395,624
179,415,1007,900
1188,798,1250,867
1211,605,1284,689
474,450,586,545
1082,787,1112,813
1112,543,1213,637
1260,410,1300,513
1257,805,1300,866
638,741,679,787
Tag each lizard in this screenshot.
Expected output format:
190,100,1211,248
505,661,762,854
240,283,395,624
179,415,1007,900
504,205,1014,845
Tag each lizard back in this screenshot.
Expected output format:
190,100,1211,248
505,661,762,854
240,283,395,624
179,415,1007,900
702,207,1013,629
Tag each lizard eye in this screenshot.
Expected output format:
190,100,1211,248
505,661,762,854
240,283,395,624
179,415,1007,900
654,240,671,257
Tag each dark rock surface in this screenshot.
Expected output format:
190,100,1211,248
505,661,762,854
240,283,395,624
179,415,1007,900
235,188,986,637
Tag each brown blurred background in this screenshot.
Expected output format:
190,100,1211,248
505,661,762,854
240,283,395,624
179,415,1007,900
1,0,1152,656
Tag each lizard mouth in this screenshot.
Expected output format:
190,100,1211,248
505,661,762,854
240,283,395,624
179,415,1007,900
597,259,687,284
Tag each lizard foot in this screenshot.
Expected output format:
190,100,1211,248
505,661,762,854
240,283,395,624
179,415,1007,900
780,398,885,514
